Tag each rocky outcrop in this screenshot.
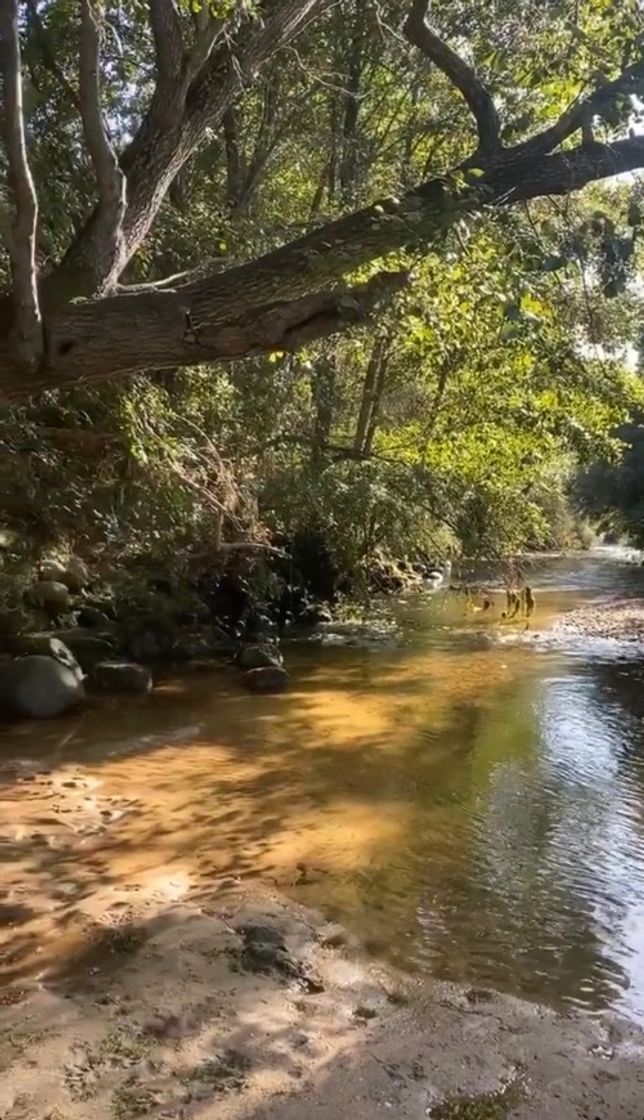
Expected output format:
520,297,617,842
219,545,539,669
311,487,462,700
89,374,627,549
0,655,84,718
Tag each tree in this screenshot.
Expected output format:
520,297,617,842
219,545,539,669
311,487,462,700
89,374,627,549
0,0,643,402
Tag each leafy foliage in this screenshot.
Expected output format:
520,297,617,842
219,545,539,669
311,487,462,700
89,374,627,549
1,0,643,574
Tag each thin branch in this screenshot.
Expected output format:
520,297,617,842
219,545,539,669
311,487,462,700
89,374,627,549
515,60,644,158
0,0,43,368
78,0,127,294
403,0,501,155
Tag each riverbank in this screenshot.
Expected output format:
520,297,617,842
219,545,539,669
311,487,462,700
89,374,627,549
2,885,643,1120
551,597,644,645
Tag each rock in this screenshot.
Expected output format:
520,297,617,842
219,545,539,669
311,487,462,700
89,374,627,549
10,633,81,674
75,606,113,630
0,655,85,719
243,666,288,693
237,643,283,670
92,661,153,694
299,603,333,627
26,580,71,613
172,626,237,661
61,556,90,593
39,558,67,583
52,628,116,671
127,626,173,662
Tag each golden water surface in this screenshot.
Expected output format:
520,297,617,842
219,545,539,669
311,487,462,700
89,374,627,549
3,550,644,1020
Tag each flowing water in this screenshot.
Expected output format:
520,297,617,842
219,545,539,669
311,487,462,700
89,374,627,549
3,547,644,1022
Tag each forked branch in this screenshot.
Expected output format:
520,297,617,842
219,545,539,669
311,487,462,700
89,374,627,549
517,58,644,158
0,0,43,368
404,0,501,155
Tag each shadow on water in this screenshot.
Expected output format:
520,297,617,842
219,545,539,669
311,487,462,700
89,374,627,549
3,547,644,1020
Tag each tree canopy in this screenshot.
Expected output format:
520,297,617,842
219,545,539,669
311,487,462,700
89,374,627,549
0,0,643,567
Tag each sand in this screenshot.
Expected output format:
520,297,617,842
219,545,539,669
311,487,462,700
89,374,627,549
2,883,644,1120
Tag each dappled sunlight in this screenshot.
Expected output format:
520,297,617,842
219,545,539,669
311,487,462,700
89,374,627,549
5,564,644,1019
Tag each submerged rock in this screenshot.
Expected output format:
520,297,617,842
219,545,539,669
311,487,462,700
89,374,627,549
0,655,84,718
92,661,153,694
238,643,284,670
243,666,288,693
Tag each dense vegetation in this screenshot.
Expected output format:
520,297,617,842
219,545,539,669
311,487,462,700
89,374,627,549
0,0,643,614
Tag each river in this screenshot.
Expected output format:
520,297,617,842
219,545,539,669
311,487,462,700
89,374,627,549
3,547,644,1024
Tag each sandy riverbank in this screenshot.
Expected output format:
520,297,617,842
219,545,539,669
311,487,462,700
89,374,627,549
2,882,644,1120
550,597,644,646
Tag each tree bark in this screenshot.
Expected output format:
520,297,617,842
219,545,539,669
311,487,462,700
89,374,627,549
0,0,43,369
354,334,391,453
363,340,389,454
311,354,337,466
78,0,127,295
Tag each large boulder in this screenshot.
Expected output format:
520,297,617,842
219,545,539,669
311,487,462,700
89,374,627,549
26,580,71,613
92,661,153,694
237,643,284,670
10,633,81,674
0,655,84,719
52,628,116,671
243,667,289,693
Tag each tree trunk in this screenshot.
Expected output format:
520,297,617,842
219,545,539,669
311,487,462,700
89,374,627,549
353,334,390,454
311,354,337,466
43,0,330,304
364,340,390,454
338,0,367,206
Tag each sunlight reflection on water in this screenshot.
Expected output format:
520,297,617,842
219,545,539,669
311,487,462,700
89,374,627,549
3,547,644,1020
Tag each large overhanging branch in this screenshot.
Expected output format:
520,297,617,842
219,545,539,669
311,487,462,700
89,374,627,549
78,0,127,295
0,270,409,398
403,0,501,155
1,132,643,401
0,0,43,369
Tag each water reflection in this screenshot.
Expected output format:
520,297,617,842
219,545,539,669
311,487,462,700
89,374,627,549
2,550,644,1021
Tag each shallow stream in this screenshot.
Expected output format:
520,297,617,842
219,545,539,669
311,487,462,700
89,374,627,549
3,547,644,1021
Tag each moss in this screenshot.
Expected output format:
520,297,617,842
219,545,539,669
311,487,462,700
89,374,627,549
64,1028,151,1100
112,1080,158,1120
187,1049,251,1094
428,1078,524,1120
0,1028,48,1071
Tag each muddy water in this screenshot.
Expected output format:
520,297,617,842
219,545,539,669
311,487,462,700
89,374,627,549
3,548,644,1021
